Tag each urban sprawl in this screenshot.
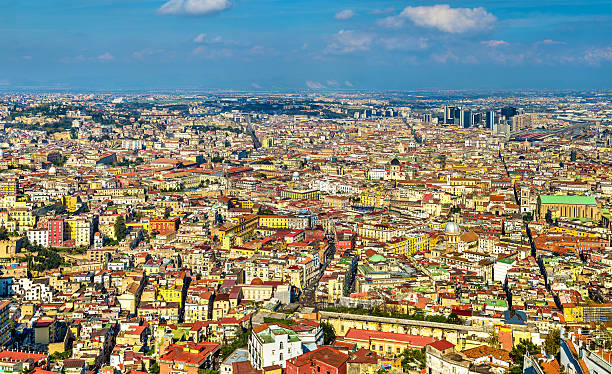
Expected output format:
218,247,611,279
0,92,610,374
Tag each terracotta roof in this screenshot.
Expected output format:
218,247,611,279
287,346,348,369
428,340,455,352
159,342,220,366
461,345,511,362
0,351,48,362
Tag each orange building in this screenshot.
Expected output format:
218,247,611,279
150,218,180,235
159,342,220,374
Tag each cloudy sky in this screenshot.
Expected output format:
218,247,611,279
2,0,612,90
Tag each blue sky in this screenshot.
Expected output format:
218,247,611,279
2,0,612,90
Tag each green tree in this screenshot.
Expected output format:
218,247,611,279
321,321,336,345
487,331,501,348
49,349,72,362
257,208,274,215
510,339,540,367
543,328,561,356
446,312,463,325
401,348,426,370
545,210,553,224
149,363,160,374
114,215,127,242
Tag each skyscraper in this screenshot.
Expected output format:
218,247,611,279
461,109,472,128
486,111,496,129
501,106,518,119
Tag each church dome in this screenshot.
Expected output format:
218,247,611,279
251,278,264,286
444,221,461,236
390,158,400,166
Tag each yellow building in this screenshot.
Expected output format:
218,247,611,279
385,234,429,255
157,287,183,305
62,195,79,213
0,179,18,196
563,305,583,323
217,214,259,250
280,189,320,200
537,195,600,221
8,209,35,231
360,187,385,208
257,215,288,228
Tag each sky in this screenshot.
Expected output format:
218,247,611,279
2,0,612,91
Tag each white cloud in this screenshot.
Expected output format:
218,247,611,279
344,81,353,87
326,80,338,86
379,36,428,51
335,9,356,20
0,80,9,86
132,48,165,59
248,45,265,55
482,40,509,47
371,7,394,15
251,83,262,89
382,4,496,33
306,81,325,89
192,45,207,55
192,45,232,58
432,51,458,63
194,33,207,43
97,52,115,61
534,39,566,47
326,30,374,54
158,0,231,16
584,46,612,65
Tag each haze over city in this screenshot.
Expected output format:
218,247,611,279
3,0,612,90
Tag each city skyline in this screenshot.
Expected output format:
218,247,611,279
2,0,612,90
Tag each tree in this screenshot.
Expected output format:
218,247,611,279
401,348,426,370
446,312,463,325
545,210,553,225
487,331,501,348
544,328,561,356
149,363,160,374
510,339,540,367
0,228,8,240
49,349,72,362
320,321,336,345
570,150,577,162
114,215,127,242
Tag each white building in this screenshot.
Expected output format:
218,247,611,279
11,278,53,302
27,229,49,248
74,218,93,247
248,324,304,369
494,258,515,283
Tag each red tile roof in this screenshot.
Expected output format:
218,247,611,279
287,346,348,369
159,342,220,366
